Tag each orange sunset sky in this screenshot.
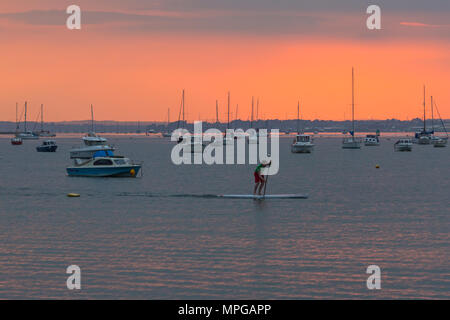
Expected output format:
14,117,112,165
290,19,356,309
1,1,449,122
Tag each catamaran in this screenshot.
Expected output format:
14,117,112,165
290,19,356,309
291,101,314,153
342,68,361,149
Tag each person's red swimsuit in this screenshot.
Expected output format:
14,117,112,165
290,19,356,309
254,171,263,183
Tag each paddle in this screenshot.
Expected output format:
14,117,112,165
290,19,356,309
263,174,269,198
262,160,271,198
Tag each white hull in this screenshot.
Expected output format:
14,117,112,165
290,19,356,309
291,144,314,153
395,145,412,152
394,139,413,152
16,132,39,140
342,140,361,149
433,140,447,148
70,145,115,159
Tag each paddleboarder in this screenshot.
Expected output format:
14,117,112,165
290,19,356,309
253,160,271,196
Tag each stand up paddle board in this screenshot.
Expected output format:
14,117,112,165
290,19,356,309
218,194,308,199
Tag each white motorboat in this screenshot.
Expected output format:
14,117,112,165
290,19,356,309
394,139,413,152
433,138,447,148
342,68,361,149
67,156,142,177
70,144,115,159
82,132,108,146
364,134,380,146
291,134,314,153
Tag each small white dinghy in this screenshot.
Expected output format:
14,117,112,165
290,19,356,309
218,194,308,199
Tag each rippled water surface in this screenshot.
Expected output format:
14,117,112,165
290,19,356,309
0,135,448,299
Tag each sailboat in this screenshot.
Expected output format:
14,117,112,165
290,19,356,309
82,105,107,146
431,98,448,147
415,86,433,144
11,103,23,145
291,101,314,153
16,101,39,140
162,108,172,137
175,90,204,152
248,96,258,144
224,91,234,145
342,68,361,149
38,104,56,137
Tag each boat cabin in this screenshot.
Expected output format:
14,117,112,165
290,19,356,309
41,140,56,146
294,134,312,143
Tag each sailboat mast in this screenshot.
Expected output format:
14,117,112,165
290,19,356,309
431,96,434,133
227,91,230,129
352,68,355,136
168,108,170,126
256,98,259,122
423,86,426,132
216,100,219,123
24,101,27,132
235,104,238,122
41,104,44,132
297,101,300,134
91,104,94,132
182,90,185,125
15,102,19,131
251,96,254,128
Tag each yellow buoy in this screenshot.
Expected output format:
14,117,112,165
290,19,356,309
67,193,80,198
375,165,380,169
130,169,136,176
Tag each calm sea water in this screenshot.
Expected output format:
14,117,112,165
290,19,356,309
0,135,448,299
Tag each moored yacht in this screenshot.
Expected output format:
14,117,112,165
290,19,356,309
11,137,23,145
342,136,361,149
291,134,314,153
291,101,314,153
394,139,413,152
67,155,142,177
15,102,40,140
415,87,433,145
16,131,39,140
433,138,447,148
82,132,108,146
342,68,361,149
70,144,115,159
36,140,58,152
364,134,380,146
